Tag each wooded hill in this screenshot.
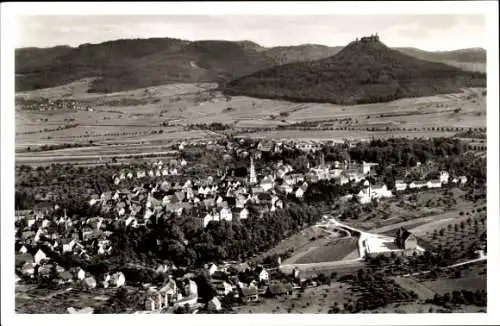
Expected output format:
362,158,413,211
223,36,486,105
16,36,485,94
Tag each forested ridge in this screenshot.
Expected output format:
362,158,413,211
223,38,486,105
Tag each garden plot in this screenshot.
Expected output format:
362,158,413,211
294,237,359,264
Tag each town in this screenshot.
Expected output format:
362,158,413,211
14,135,487,314
8,8,492,318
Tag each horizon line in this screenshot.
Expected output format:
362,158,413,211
15,36,487,53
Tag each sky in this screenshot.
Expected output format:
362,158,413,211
16,14,486,51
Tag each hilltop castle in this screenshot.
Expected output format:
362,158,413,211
356,33,380,43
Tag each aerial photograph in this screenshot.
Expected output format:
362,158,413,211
2,2,497,321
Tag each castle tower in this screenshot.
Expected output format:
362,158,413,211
249,156,257,184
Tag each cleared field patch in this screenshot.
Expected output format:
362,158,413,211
423,274,486,295
252,226,331,264
392,276,436,300
366,302,484,313
294,237,359,264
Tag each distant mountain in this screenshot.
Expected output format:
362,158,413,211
15,39,343,93
223,36,486,105
15,37,486,93
396,47,486,63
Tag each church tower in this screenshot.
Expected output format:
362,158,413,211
249,156,257,184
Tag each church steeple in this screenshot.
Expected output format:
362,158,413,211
249,155,257,184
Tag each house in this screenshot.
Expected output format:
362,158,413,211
145,290,162,311
458,176,468,184
159,276,178,307
345,171,364,183
277,183,294,194
256,267,269,283
357,188,372,204
395,228,418,251
239,285,259,303
220,207,233,222
75,268,86,280
155,264,169,275
395,180,407,191
284,174,304,186
233,207,249,221
110,272,126,288
41,219,52,229
207,263,218,276
203,213,215,228
67,307,94,314
19,245,28,254
207,296,222,312
21,262,36,277
34,249,48,265
38,264,53,278
82,276,97,289
236,194,248,208
339,175,349,185
265,282,294,298
184,279,199,298
59,271,74,284
260,176,275,192
257,140,274,153
295,182,308,198
409,181,427,189
212,280,233,297
440,171,450,184
371,184,392,199
362,162,378,175
427,180,442,189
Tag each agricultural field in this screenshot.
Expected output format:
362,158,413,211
414,212,486,245
251,226,331,264
395,263,486,299
15,284,117,314
294,237,359,264
238,129,458,142
392,277,437,300
232,282,357,314
15,79,486,166
366,302,485,313
343,187,475,232
423,274,486,296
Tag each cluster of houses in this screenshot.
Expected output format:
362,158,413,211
17,98,92,112
112,159,187,185
92,154,315,230
142,261,300,313
394,171,468,192
15,243,126,289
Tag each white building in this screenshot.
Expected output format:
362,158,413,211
110,272,126,288
440,171,449,184
427,180,442,189
34,249,47,265
395,180,407,191
220,208,233,222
